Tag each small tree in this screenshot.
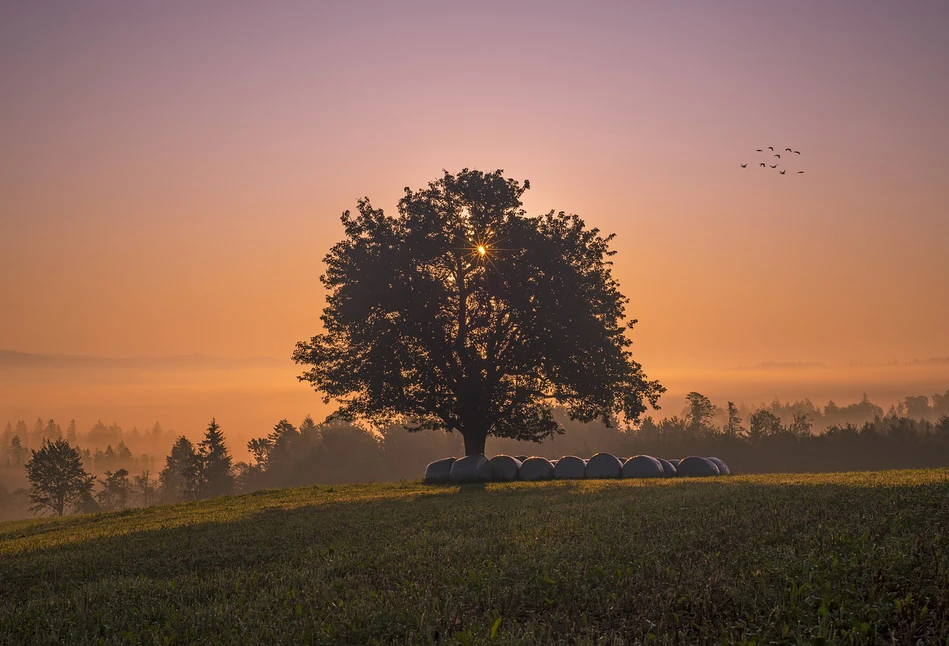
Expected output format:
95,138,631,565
66,419,78,443
749,409,782,441
132,470,158,507
96,469,131,511
1,422,12,462
684,392,716,435
197,419,233,498
9,435,29,466
723,401,745,437
25,438,95,516
159,436,200,502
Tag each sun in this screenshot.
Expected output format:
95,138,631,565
477,245,487,256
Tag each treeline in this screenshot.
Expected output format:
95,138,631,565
1,417,170,472
3,389,949,520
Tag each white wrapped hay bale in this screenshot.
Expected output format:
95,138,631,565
676,456,720,477
449,453,489,483
486,455,522,481
553,455,586,479
518,457,554,481
668,458,681,469
706,457,730,475
585,452,623,479
622,455,664,478
424,457,456,484
657,458,677,478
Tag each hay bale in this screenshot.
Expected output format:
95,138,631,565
486,455,522,481
515,455,529,462
449,453,489,483
676,456,720,477
668,458,681,469
553,455,586,479
656,458,677,478
585,452,623,479
424,457,456,484
622,455,664,478
706,457,730,475
518,457,554,481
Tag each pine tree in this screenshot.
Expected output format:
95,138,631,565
159,436,200,502
44,419,62,441
30,417,45,447
9,435,28,466
724,402,745,437
197,419,233,498
66,419,78,443
0,422,12,462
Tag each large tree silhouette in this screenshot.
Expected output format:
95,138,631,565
294,169,663,455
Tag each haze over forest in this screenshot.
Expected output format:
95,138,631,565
2,2,947,458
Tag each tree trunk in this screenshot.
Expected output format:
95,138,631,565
462,430,487,456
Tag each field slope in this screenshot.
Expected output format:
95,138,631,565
2,471,949,644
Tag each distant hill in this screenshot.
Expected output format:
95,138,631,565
0,351,285,370
731,361,827,371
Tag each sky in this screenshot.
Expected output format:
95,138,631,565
1,1,948,444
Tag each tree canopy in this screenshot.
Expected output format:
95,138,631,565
294,169,663,454
25,438,95,516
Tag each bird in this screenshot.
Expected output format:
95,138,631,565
756,149,763,152
740,163,747,168
769,164,778,168
768,146,774,151
779,170,787,175
774,154,781,158
793,150,801,155
785,148,792,152
759,162,766,167
797,170,804,173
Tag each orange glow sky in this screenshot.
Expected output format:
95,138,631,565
2,2,948,445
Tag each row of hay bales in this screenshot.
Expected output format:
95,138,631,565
424,453,730,484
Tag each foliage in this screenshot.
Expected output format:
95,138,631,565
293,169,663,454
1,471,949,643
159,436,200,502
196,419,233,498
23,438,95,516
96,469,131,511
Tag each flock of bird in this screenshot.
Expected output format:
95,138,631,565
741,146,804,174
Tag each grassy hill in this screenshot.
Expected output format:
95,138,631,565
2,471,949,644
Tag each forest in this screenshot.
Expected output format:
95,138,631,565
2,388,948,521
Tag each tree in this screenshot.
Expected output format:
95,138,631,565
749,409,782,441
44,419,62,442
197,419,233,498
293,169,664,455
159,436,200,502
96,469,130,511
24,438,95,516
9,435,28,466
904,395,930,421
723,401,745,437
1,422,12,457
684,392,716,434
66,419,78,443
30,417,45,447
132,471,158,507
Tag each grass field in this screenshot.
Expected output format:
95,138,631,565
2,470,949,644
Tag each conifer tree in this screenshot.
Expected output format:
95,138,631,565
197,419,234,498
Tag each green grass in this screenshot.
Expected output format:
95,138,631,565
2,471,949,644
